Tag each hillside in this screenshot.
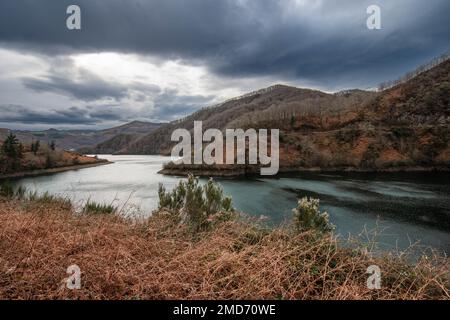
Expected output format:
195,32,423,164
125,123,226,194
82,133,141,154
281,58,450,170
121,58,449,174
265,58,450,171
0,121,162,152
120,85,377,155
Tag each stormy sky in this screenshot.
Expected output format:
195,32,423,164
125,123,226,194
0,0,449,130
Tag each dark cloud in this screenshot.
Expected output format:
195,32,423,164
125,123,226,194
22,73,127,101
152,89,216,121
0,0,449,130
0,0,449,89
21,67,161,102
0,0,250,57
88,108,126,122
0,86,215,127
0,104,123,125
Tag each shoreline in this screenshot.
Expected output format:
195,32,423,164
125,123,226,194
0,161,113,181
158,165,450,177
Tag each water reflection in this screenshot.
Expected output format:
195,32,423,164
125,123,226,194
12,155,450,254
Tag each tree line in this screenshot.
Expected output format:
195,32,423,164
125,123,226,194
377,53,449,91
0,133,57,174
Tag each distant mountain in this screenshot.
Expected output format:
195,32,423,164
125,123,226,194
0,128,37,145
81,133,141,154
0,121,162,152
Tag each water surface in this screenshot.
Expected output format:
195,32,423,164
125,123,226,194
12,155,450,255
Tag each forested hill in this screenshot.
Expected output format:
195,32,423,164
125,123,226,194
125,57,449,172
120,85,377,155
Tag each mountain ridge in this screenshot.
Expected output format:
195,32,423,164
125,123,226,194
0,121,162,152
119,84,360,155
144,58,448,174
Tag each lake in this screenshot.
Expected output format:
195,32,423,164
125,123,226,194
11,155,450,255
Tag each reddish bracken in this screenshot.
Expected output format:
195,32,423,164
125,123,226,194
0,197,448,300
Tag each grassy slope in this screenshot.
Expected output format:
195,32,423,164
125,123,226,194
0,197,448,300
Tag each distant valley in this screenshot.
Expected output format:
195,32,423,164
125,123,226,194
0,121,162,153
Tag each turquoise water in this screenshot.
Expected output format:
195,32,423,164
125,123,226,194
11,155,450,255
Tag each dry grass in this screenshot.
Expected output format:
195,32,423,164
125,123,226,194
0,197,448,300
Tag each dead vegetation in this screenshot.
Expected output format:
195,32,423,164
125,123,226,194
0,195,448,300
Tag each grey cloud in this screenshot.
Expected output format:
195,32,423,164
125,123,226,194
22,67,161,102
88,109,125,122
0,85,216,126
0,0,249,57
1,0,449,89
151,89,216,121
22,74,127,101
0,0,449,131
0,104,124,125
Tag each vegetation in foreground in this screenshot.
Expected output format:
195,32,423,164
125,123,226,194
83,200,117,215
0,177,448,300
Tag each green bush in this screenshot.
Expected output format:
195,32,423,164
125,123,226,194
1,133,23,159
28,191,72,208
45,154,54,169
31,140,40,155
391,127,414,139
14,185,27,199
0,183,70,208
83,200,116,215
0,181,15,198
290,115,296,128
335,129,360,145
292,197,334,233
0,181,27,199
158,174,234,232
0,133,23,172
361,144,380,168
